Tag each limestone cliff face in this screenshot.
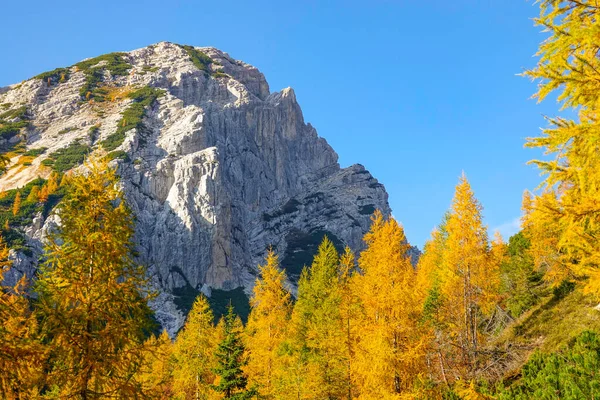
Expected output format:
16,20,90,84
0,42,399,333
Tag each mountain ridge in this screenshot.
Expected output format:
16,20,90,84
0,41,415,334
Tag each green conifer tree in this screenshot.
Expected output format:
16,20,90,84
212,304,255,400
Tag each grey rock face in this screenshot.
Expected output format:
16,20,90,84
0,42,395,334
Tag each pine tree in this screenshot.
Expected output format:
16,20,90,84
499,231,544,318
12,192,21,216
497,331,600,399
172,294,220,400
352,210,425,397
524,0,600,297
212,304,255,400
35,156,154,398
244,249,292,399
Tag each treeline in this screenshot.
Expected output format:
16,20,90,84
0,155,594,399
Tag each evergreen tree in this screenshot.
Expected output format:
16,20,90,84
35,156,154,399
172,295,220,400
244,249,292,399
212,304,255,400
417,218,451,385
499,231,545,318
498,331,600,399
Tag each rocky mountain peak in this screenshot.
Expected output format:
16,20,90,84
0,42,398,334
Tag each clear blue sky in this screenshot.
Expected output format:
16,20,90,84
0,0,562,248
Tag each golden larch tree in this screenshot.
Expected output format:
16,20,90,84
438,174,500,379
26,186,40,203
244,249,292,399
524,0,600,296
338,247,359,400
0,235,45,398
137,330,174,399
35,156,154,399
352,210,426,398
172,295,220,400
521,190,568,286
12,192,20,216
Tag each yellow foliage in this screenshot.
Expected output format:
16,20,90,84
521,190,568,286
455,380,493,400
524,0,600,297
38,185,49,203
26,186,39,203
11,192,20,216
0,236,46,398
137,330,174,399
439,175,500,378
172,295,220,400
245,249,292,399
101,85,136,102
35,156,153,398
352,211,426,398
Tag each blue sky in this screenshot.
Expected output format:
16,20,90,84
0,0,562,248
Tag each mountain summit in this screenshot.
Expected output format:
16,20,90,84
0,42,396,333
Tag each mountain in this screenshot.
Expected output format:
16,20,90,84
0,42,412,333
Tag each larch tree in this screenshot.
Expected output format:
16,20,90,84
12,192,20,216
292,237,347,400
524,0,600,297
244,249,292,399
438,174,500,379
26,186,40,203
38,185,49,203
352,210,425,398
416,219,451,385
277,237,350,399
35,156,154,399
172,295,220,400
521,190,568,286
0,235,45,398
138,330,174,399
338,247,358,400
